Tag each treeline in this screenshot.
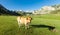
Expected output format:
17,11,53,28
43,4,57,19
50,10,60,14
17,10,32,16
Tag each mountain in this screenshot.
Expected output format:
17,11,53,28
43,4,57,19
0,4,21,16
33,4,60,14
52,4,60,10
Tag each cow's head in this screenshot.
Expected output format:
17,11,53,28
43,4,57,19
26,16,32,23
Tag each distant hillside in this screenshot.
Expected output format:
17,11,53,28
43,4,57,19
33,4,60,14
0,4,21,16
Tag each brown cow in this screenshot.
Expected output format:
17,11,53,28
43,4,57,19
17,16,32,29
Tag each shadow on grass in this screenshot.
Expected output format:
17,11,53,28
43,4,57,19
31,24,55,31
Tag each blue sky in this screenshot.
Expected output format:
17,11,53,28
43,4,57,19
0,0,60,11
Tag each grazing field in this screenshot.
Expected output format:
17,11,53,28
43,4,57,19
0,14,60,35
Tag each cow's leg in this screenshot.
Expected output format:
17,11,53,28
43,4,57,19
27,23,30,28
17,20,21,28
25,23,29,29
25,22,28,29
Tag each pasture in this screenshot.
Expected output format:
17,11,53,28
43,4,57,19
0,14,60,35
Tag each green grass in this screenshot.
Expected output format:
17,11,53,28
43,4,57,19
0,14,60,35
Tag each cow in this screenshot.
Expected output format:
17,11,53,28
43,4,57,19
17,16,32,29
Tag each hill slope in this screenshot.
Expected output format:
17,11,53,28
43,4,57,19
0,4,21,16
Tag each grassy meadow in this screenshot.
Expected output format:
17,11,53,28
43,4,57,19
0,14,60,35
